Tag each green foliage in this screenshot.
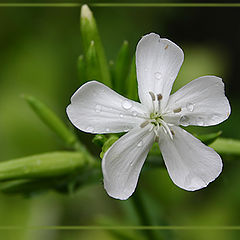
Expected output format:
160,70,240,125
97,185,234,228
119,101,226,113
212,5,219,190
100,135,119,159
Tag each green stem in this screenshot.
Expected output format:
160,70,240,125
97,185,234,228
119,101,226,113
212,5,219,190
132,190,160,240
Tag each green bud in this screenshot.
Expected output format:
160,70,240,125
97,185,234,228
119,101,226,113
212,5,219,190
80,4,112,87
100,135,119,159
86,40,101,81
0,151,96,182
92,134,108,147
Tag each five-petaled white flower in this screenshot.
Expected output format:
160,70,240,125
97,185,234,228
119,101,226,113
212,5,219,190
67,33,231,200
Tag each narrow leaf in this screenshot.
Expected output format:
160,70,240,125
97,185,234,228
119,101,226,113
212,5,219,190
80,4,112,87
126,56,138,101
210,138,240,155
23,95,84,151
196,131,222,145
77,54,86,84
113,41,131,94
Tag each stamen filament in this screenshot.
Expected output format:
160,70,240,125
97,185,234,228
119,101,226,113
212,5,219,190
160,120,173,140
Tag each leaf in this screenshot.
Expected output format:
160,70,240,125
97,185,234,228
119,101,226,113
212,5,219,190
210,138,240,155
80,4,112,87
23,95,85,151
195,131,222,145
92,134,108,147
113,40,131,94
0,151,97,182
126,56,138,101
77,54,86,84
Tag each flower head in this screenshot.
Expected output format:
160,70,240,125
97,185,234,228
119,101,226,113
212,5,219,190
67,33,231,200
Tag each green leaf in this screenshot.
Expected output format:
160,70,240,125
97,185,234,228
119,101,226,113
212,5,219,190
195,131,222,145
126,56,138,101
77,54,86,84
100,135,119,159
210,138,240,155
80,4,112,87
0,151,97,182
85,40,101,81
23,95,85,151
113,40,131,94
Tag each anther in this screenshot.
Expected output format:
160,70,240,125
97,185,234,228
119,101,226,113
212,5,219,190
149,91,155,101
173,107,181,113
140,120,149,128
157,94,163,101
164,44,169,50
170,130,175,136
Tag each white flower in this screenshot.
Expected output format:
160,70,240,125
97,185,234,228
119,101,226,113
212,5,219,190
67,33,231,200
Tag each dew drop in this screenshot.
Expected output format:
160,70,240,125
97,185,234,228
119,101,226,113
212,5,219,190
95,104,102,113
132,111,137,117
130,161,134,166
106,128,110,132
154,72,162,80
197,117,204,126
121,100,133,110
119,113,124,118
86,126,94,132
137,140,143,147
186,103,194,112
180,116,190,125
123,128,129,132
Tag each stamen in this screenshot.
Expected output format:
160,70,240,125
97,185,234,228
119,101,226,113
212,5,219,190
170,130,175,136
160,120,173,140
140,120,149,128
149,91,155,101
157,93,162,112
164,44,169,50
157,94,163,101
173,107,181,113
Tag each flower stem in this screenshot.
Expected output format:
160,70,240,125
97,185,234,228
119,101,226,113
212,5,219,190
132,189,161,240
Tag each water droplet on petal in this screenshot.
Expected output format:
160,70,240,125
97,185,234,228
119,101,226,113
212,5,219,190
154,72,162,80
123,128,129,132
121,100,133,110
119,113,124,118
197,117,204,126
180,116,190,125
106,128,110,132
132,111,137,117
86,126,94,132
95,104,102,113
137,140,143,147
186,103,194,112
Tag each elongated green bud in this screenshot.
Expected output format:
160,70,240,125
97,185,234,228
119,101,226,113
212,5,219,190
126,56,138,101
80,4,112,87
113,40,130,94
86,40,101,81
23,95,81,150
0,152,96,182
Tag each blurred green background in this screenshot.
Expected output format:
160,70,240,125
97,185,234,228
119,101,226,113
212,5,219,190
0,5,240,240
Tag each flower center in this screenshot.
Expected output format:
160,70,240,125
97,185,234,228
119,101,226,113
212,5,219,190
139,91,173,140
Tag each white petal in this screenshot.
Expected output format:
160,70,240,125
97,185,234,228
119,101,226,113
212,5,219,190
66,81,146,134
158,126,222,191
102,126,155,200
163,76,231,126
136,33,184,110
